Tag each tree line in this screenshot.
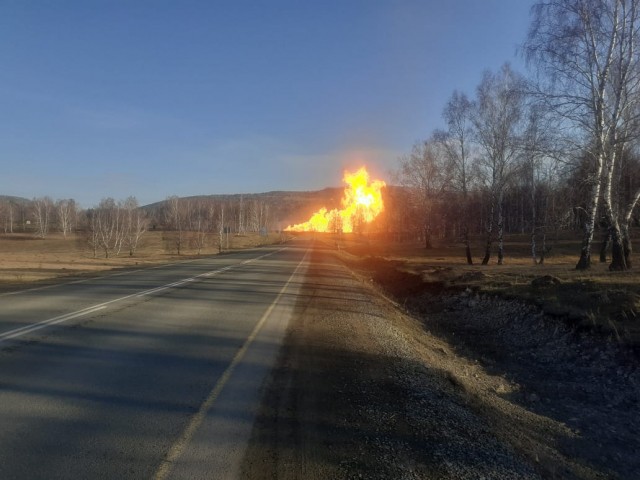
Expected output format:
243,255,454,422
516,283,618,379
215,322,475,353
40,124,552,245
0,195,277,259
161,195,275,255
390,0,640,270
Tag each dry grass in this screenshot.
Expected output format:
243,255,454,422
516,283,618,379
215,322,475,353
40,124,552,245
314,231,640,349
0,231,287,291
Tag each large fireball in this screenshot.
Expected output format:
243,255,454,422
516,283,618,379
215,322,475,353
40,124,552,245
286,167,386,233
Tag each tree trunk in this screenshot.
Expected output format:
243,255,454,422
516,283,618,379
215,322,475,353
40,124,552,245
497,190,504,265
461,192,473,264
424,225,432,249
463,226,473,265
621,189,640,269
609,223,627,271
530,182,537,264
539,231,546,265
576,153,604,270
602,140,628,271
576,233,593,270
622,224,632,268
482,195,495,265
599,229,611,263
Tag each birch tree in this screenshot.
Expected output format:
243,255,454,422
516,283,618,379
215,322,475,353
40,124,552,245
472,64,526,265
56,199,76,237
123,196,147,256
86,208,100,258
89,198,126,258
238,195,245,234
521,103,559,264
217,202,226,253
0,200,15,233
438,90,476,264
191,199,212,255
525,0,640,270
33,196,53,238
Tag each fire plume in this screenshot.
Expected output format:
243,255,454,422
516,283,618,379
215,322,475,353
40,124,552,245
286,167,386,233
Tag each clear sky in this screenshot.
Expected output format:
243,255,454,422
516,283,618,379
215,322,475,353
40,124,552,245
0,0,533,208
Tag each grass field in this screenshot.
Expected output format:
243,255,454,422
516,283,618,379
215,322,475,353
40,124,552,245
328,231,640,350
0,231,286,291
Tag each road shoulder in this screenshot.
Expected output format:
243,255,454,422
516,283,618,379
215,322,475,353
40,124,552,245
241,242,539,479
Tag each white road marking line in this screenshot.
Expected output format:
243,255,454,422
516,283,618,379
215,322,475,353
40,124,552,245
0,246,287,298
153,246,309,480
135,247,287,299
0,247,291,342
0,306,107,342
0,257,203,298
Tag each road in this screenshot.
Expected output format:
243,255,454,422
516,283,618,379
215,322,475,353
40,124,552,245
0,240,309,479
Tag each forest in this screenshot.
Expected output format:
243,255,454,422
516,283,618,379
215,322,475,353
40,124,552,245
390,0,640,271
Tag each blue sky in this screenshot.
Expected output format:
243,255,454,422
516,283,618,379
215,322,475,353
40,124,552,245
0,0,532,207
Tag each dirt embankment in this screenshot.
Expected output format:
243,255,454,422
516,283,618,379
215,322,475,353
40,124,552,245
357,255,640,479
243,243,640,479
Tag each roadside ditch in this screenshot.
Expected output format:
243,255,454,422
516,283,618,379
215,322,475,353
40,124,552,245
348,254,640,479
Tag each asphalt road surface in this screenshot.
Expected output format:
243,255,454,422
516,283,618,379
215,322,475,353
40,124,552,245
0,240,310,479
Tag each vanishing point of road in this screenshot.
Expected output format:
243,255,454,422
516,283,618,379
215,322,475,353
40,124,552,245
0,239,310,479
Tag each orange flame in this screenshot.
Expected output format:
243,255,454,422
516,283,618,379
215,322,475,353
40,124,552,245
286,167,386,233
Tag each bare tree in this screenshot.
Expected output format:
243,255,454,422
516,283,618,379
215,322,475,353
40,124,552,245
617,146,640,266
238,195,245,234
123,196,147,256
520,102,559,264
90,198,126,258
525,0,640,270
0,200,15,234
438,90,476,264
85,208,100,258
190,199,213,255
217,202,226,253
397,139,451,249
472,64,527,265
32,196,53,238
165,196,184,255
56,198,76,237
247,199,271,233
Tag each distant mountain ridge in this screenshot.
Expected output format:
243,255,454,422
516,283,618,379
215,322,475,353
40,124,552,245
0,195,30,204
142,187,346,226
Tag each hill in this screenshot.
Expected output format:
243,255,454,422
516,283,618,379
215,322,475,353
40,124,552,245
142,188,347,227
0,195,30,205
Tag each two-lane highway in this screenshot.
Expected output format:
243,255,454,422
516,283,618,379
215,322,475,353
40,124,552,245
0,240,310,479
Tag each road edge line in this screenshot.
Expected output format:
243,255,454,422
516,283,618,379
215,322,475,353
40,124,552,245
153,246,310,480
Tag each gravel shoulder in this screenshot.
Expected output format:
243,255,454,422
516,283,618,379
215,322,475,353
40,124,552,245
241,242,546,479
